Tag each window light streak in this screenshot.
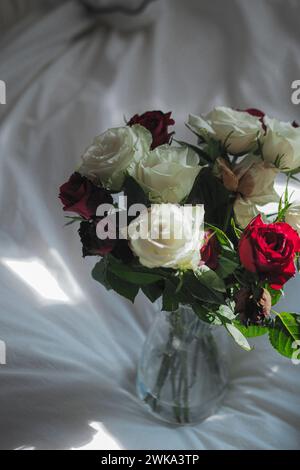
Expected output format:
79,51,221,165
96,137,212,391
72,422,121,450
2,258,70,303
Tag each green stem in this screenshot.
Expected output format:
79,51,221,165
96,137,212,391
145,312,177,412
222,203,233,232
145,309,195,424
171,356,181,423
182,349,190,423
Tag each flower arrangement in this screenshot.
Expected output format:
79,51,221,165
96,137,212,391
59,107,300,360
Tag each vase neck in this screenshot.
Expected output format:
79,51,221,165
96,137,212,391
163,305,211,339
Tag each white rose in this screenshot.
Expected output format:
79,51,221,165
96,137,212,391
78,124,151,191
285,203,300,234
129,145,201,203
233,196,261,229
262,117,300,171
128,204,204,270
188,107,262,154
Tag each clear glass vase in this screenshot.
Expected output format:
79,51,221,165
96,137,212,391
137,305,228,425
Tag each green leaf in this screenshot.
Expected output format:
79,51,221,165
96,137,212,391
162,281,179,311
288,166,300,176
226,323,252,351
64,215,85,226
106,255,163,285
141,282,163,303
217,304,236,322
216,252,239,279
123,175,149,208
269,312,300,359
184,272,224,305
92,258,139,302
108,262,162,285
106,270,139,302
277,312,300,341
192,303,220,324
194,266,226,293
186,167,233,228
205,137,222,162
231,217,243,239
266,286,283,306
291,174,300,184
175,140,211,165
233,268,259,287
206,224,234,249
234,322,268,338
296,254,300,272
92,259,111,290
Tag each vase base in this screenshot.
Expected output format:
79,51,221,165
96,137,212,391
137,378,227,426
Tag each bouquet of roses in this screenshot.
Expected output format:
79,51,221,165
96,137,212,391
59,107,300,360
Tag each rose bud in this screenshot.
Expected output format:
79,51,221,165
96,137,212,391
78,220,115,257
235,287,272,325
128,110,175,149
238,215,300,289
59,172,113,220
200,230,221,271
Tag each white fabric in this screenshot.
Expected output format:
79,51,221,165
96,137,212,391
0,0,300,450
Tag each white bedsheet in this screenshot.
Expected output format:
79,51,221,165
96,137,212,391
0,0,299,450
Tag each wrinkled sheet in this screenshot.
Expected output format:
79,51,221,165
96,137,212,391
0,0,300,450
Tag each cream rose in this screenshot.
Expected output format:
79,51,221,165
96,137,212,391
285,203,300,234
78,124,151,191
262,117,300,171
128,204,204,270
188,107,262,154
234,154,280,205
129,145,201,203
232,155,279,228
233,196,261,229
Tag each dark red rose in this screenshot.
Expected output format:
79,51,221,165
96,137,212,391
128,110,175,149
238,215,300,289
200,230,221,270
59,173,113,220
235,287,271,325
242,108,266,133
244,108,265,119
111,239,134,264
78,219,115,257
78,216,134,260
243,108,299,131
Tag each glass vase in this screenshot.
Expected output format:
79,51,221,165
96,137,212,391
136,305,228,425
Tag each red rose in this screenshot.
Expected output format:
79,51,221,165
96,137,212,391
200,230,220,271
128,110,175,149
238,215,300,289
59,173,113,220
